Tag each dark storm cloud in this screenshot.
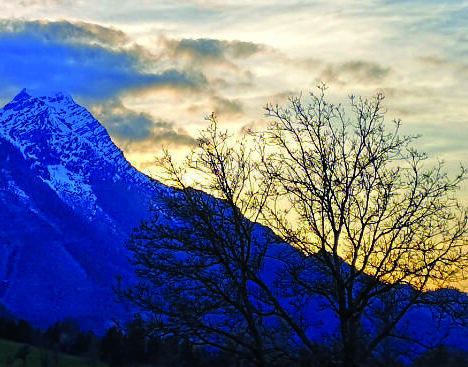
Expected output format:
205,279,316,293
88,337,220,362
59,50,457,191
0,21,207,99
163,37,265,62
91,99,197,146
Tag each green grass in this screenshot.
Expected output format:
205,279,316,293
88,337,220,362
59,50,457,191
0,338,106,367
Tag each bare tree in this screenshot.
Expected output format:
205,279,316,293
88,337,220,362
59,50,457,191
259,85,468,366
119,118,298,366
120,88,468,367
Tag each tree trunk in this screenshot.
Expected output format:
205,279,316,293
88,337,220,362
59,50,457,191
340,315,361,367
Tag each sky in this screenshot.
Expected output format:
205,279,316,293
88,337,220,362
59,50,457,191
0,0,467,200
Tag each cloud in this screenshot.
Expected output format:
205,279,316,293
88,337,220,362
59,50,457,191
0,19,129,47
91,99,197,146
418,56,468,77
211,96,243,116
149,129,198,146
157,36,273,95
91,99,154,140
187,94,244,118
16,0,71,6
0,21,207,100
161,37,265,63
320,61,390,86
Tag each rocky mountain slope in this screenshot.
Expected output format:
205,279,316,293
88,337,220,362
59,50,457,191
0,89,164,331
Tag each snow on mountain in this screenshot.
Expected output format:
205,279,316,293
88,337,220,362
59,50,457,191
0,88,124,166
0,89,163,331
0,88,151,221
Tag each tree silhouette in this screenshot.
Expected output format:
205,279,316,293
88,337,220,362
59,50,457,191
121,87,468,367
119,118,299,366
258,85,468,366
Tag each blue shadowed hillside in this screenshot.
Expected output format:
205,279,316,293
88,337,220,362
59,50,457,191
0,89,166,332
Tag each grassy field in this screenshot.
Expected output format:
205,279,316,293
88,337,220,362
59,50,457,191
0,338,105,367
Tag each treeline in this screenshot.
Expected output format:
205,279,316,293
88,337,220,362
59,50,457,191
0,315,231,367
0,316,99,364
99,315,208,367
1,315,468,367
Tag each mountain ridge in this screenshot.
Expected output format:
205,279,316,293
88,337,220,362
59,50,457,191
0,89,161,331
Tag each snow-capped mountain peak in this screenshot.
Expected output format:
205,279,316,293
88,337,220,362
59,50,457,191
1,88,124,166
12,88,74,104
0,89,158,331
0,88,151,219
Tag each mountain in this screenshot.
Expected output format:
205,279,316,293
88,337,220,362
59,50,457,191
0,89,165,332
0,89,467,361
